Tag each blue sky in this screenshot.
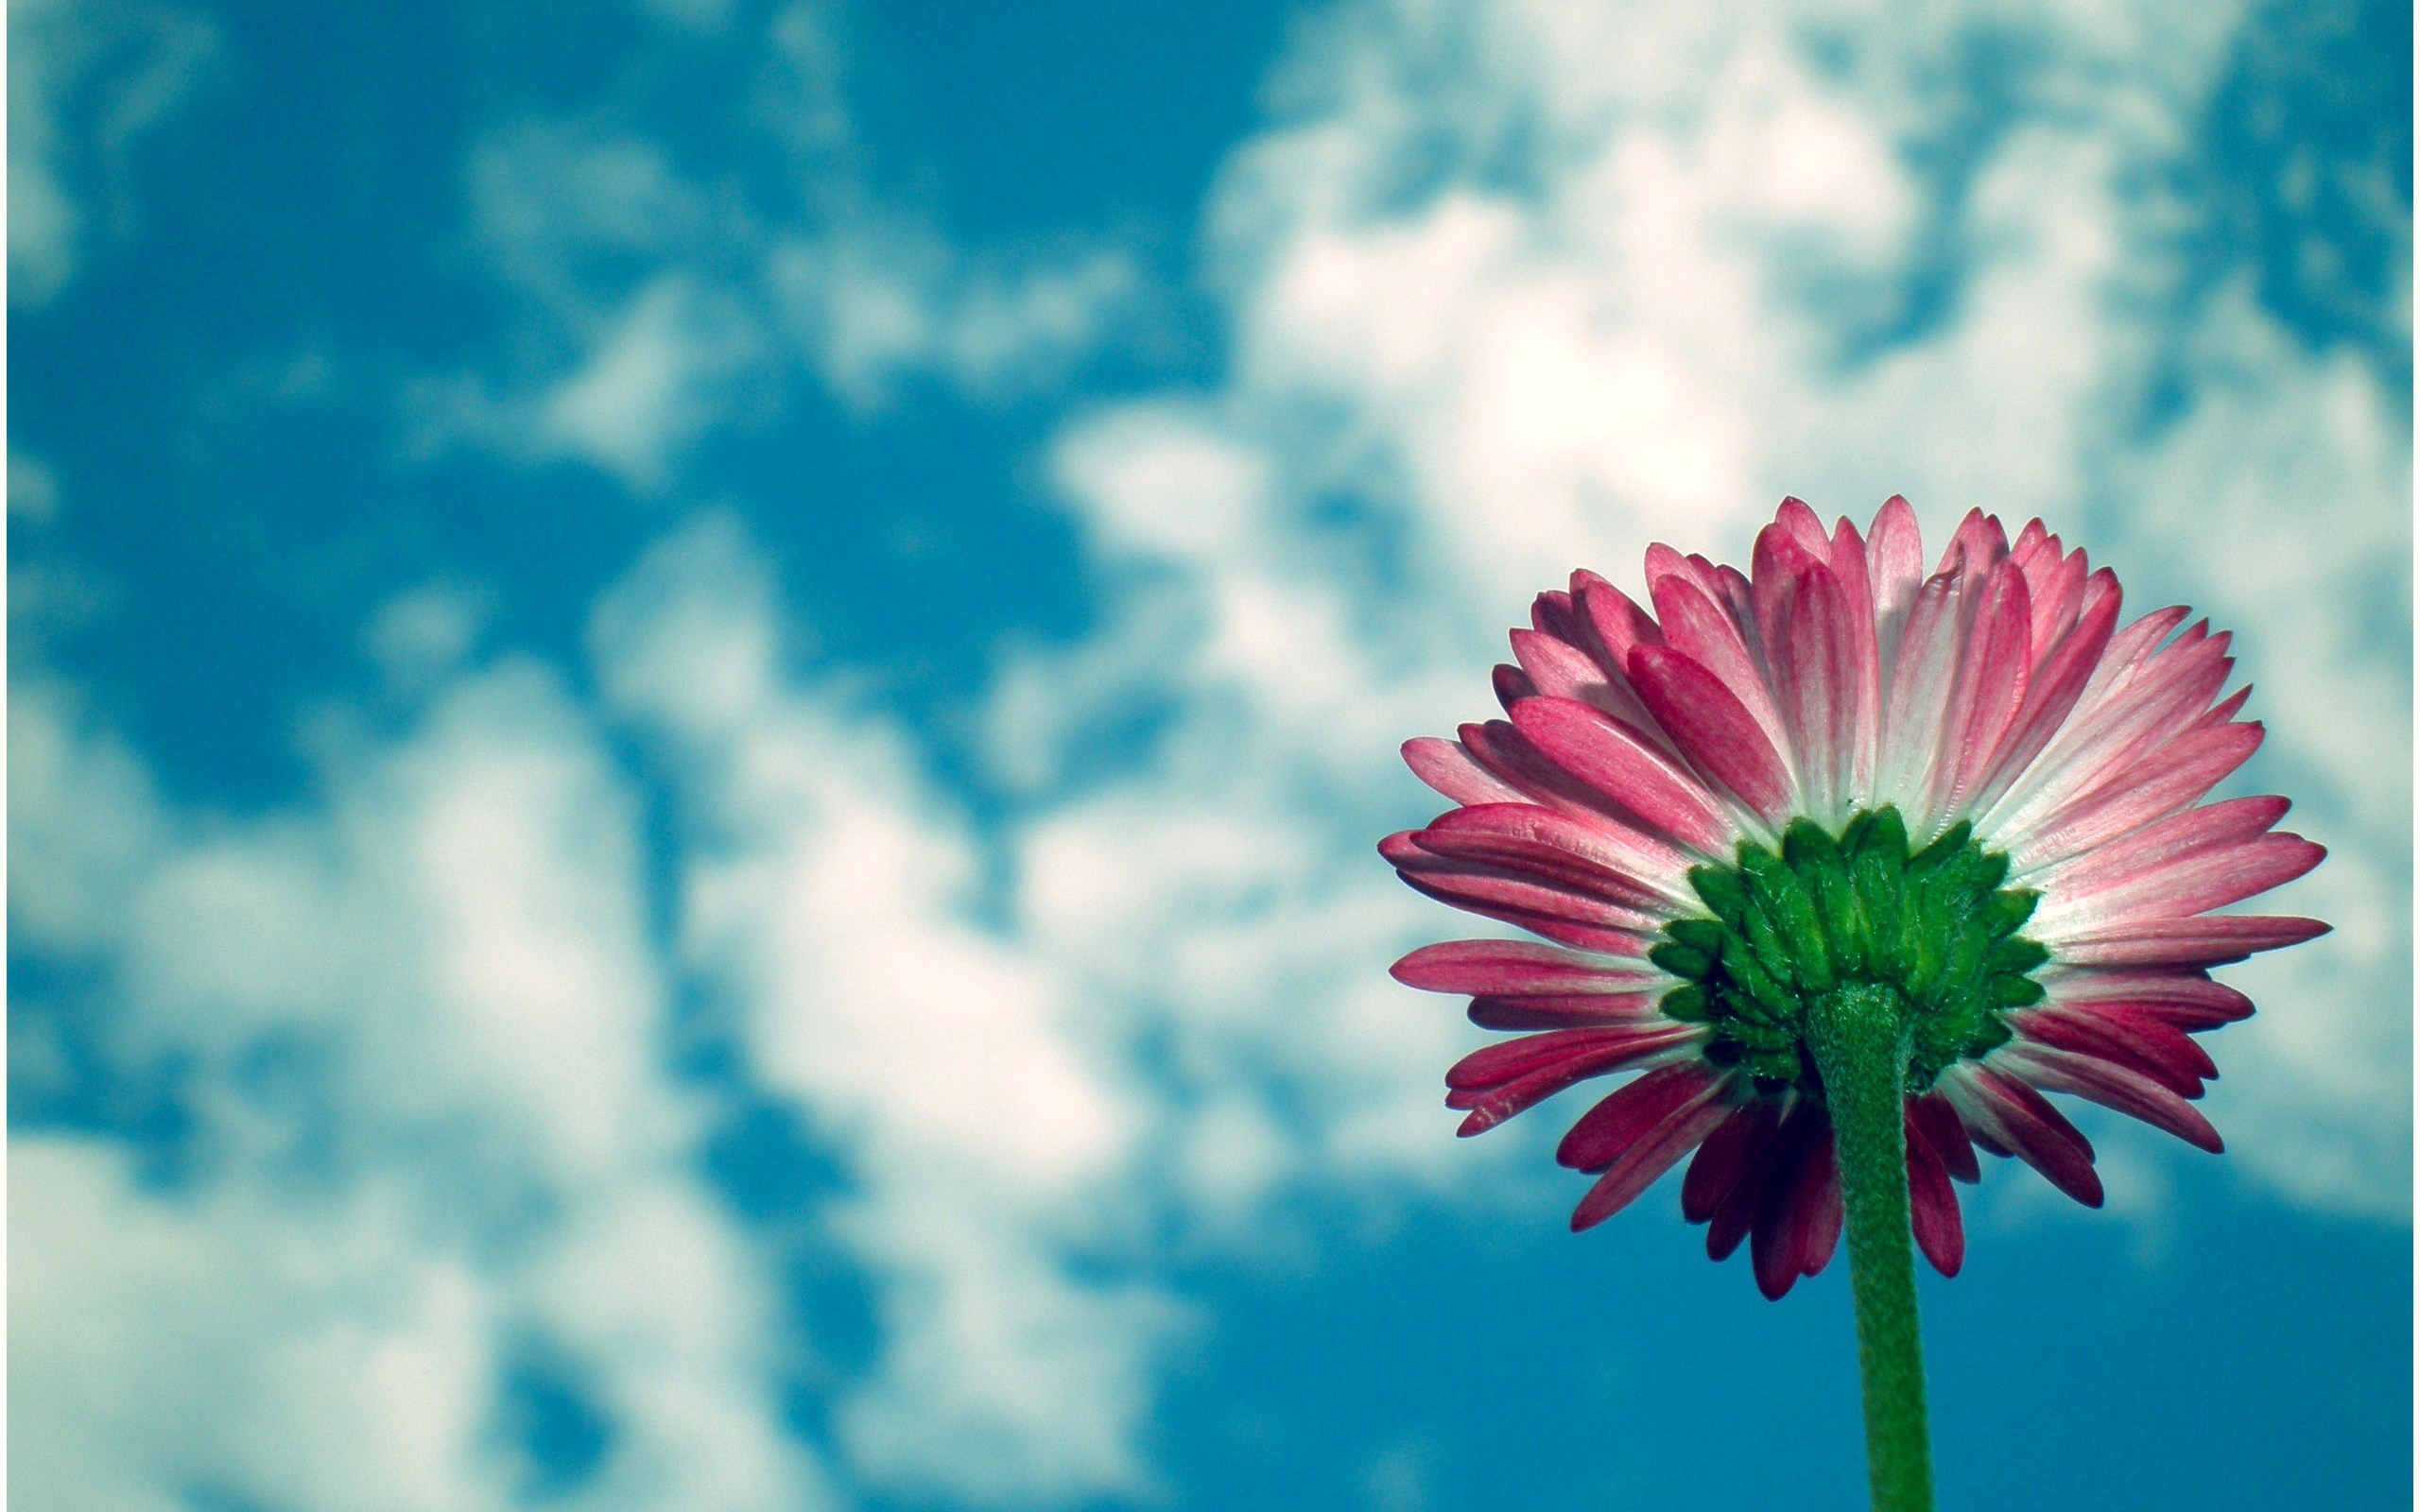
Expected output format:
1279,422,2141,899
9,1,2411,1509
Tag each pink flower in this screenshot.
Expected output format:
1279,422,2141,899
1385,497,2327,1298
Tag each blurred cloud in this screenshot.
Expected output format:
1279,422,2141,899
8,0,217,304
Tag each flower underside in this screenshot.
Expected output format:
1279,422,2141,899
1651,806,2040,1098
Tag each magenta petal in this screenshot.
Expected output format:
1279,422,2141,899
1508,696,1737,852
1995,1045,2225,1153
1799,1137,1844,1278
1402,736,1528,806
1570,1092,1735,1231
2053,914,2330,968
1905,1109,1965,1277
1751,1112,1833,1299
1447,1025,1705,1135
2048,970,2252,1025
1627,645,1793,821
1555,1063,1722,1173
1390,939,1660,997
1946,1065,2103,1207
1681,1098,1784,1223
1910,1090,1980,1183
2006,1007,2215,1097
1466,993,1664,1030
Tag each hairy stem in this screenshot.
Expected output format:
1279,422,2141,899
1807,984,1935,1512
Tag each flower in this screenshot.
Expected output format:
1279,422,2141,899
1384,497,2327,1298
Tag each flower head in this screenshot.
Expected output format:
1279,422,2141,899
1386,497,2326,1297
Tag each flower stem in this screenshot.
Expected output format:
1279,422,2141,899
1806,984,1935,1512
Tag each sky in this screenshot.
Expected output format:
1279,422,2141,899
6,1,2411,1509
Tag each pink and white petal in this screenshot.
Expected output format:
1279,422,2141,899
1570,1090,1737,1231
1904,1108,1965,1276
1774,496,1832,555
2032,832,2325,936
1628,646,1795,824
1754,531,1857,818
1937,507,2010,577
2030,794,2291,895
2051,914,2329,968
1512,627,1664,736
1461,718,1718,845
1826,514,1884,794
1556,1063,1727,1173
1967,569,2120,823
1509,696,1741,853
1992,1044,2224,1153
1447,1024,1694,1091
1939,1063,2103,1207
1875,569,1965,816
1402,736,1529,806
1865,495,1927,670
2009,720,2267,871
1926,558,2033,827
1390,938,1666,997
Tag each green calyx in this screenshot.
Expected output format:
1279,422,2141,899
1650,806,2043,1096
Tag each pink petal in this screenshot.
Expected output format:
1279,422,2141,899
1401,736,1528,807
1875,568,1964,811
2044,969,2253,1028
1556,1063,1724,1173
1386,832,1667,936
1494,662,1537,712
1646,565,1791,756
1512,627,1663,735
1569,1090,1736,1230
1774,495,1831,554
1627,645,1794,822
1967,568,2120,819
1508,697,1738,853
1993,1044,2224,1153
1423,802,1696,906
1390,938,1662,997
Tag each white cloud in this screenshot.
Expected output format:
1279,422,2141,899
593,515,1189,1503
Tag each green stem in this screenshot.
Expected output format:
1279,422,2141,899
1806,984,1935,1512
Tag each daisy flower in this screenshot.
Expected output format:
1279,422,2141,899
1383,496,2325,1510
